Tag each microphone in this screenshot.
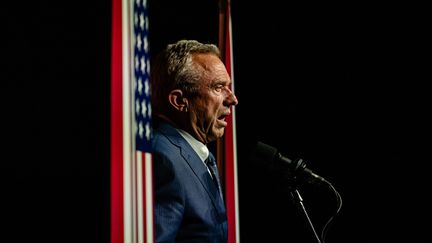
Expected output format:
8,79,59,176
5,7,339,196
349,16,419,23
253,141,328,184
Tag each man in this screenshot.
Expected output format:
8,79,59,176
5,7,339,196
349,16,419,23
150,39,238,243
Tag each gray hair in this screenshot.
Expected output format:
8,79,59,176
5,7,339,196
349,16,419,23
150,39,221,116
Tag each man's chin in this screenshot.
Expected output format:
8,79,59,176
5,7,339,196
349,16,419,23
214,128,225,139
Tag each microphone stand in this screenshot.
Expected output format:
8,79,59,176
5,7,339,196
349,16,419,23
290,189,322,243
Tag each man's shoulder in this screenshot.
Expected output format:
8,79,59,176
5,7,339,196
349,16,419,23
152,122,183,150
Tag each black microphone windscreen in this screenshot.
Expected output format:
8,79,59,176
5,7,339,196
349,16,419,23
254,141,278,162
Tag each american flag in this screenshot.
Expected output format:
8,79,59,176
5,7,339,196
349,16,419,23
219,1,240,242
111,0,154,242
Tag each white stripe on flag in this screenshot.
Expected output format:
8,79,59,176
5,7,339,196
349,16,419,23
145,152,154,242
122,0,132,241
137,152,144,243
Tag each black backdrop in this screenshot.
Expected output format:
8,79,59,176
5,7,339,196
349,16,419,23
4,1,430,242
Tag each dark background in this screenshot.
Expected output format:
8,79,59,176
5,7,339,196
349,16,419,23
4,0,429,242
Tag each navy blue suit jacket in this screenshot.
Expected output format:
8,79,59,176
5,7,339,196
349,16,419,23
152,122,228,243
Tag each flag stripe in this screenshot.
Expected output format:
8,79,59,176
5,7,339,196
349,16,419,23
224,1,240,242
122,0,133,242
136,152,144,243
144,153,154,242
111,0,124,241
136,152,155,243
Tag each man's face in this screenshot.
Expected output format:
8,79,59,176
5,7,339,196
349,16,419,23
188,53,238,144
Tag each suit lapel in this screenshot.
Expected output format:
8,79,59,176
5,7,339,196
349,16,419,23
158,123,225,210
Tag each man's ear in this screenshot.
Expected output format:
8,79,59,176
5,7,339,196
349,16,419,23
168,89,189,112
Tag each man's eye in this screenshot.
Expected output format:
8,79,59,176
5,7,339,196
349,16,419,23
214,85,223,91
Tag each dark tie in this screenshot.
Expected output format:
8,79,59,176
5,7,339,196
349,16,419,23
205,155,224,202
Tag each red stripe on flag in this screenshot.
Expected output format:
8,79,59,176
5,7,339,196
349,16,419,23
225,115,237,243
224,1,239,242
111,0,124,242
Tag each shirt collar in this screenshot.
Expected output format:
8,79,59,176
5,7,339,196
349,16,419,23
176,128,209,162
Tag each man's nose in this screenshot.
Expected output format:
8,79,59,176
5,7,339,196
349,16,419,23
225,89,238,106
